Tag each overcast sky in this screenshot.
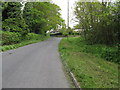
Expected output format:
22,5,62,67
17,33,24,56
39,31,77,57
52,0,78,28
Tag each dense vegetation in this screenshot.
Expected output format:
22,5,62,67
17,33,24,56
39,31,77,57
59,37,119,88
74,1,119,45
1,34,48,51
1,2,64,49
23,2,64,34
59,0,119,88
73,1,120,64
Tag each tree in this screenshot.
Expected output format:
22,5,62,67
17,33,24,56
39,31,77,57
74,0,119,45
2,2,30,36
2,2,22,20
23,2,64,35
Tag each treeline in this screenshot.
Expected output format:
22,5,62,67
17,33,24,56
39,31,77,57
1,2,64,45
74,1,120,45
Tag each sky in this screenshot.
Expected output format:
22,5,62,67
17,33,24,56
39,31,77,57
51,0,117,28
52,0,78,28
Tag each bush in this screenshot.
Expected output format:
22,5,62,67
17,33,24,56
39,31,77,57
2,31,21,45
81,45,119,64
101,48,120,64
25,33,41,40
67,37,119,64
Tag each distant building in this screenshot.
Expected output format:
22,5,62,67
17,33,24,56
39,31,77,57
73,29,83,33
46,29,61,35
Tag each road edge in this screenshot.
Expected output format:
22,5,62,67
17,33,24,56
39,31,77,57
59,52,81,89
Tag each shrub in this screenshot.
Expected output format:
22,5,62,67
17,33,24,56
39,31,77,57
81,45,119,64
25,33,41,40
101,48,120,64
68,37,119,64
2,31,21,45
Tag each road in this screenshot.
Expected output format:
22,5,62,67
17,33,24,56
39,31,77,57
2,37,70,88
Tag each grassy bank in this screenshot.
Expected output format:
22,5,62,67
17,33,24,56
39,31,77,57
59,37,119,88
1,35,49,52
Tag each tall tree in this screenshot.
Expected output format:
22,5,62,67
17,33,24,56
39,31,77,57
2,2,22,20
2,2,29,36
74,0,119,45
23,2,64,34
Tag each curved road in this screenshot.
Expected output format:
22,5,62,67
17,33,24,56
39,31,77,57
2,37,69,88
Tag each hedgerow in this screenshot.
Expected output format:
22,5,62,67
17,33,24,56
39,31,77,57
2,31,21,45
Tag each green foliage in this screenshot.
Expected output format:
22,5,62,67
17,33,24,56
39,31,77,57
82,45,119,64
23,2,64,34
1,33,49,51
2,2,22,20
59,37,119,88
1,2,8,11
61,37,119,64
101,48,120,63
23,3,46,34
25,33,41,40
2,18,29,36
60,29,69,36
74,1,119,45
82,37,119,64
2,31,21,45
2,2,30,37
1,2,62,49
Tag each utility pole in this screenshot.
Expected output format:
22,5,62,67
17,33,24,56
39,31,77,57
67,0,69,29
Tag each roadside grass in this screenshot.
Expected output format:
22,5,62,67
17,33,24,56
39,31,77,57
0,36,49,52
59,37,119,88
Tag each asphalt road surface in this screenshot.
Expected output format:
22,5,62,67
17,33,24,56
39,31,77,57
2,37,70,88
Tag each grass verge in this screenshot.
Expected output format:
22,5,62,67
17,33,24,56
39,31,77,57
59,37,119,88
0,36,49,52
